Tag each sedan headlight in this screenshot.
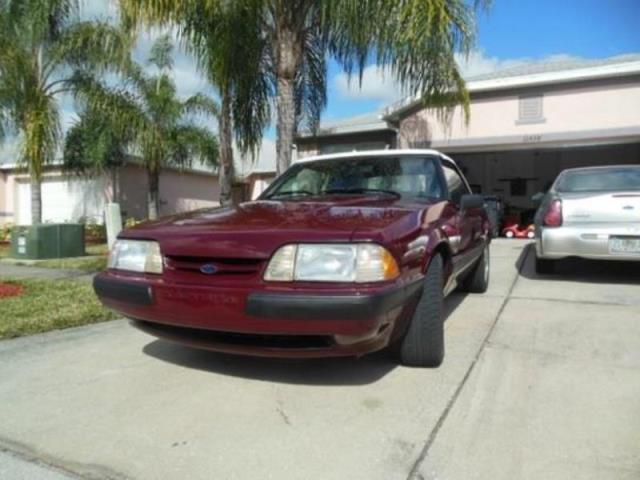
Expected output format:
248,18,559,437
265,244,399,283
107,240,163,274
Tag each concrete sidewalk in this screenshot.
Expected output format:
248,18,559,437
0,263,95,282
0,240,638,480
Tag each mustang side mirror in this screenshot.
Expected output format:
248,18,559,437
460,194,484,210
531,192,545,204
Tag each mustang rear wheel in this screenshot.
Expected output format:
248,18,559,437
398,255,444,367
460,244,490,294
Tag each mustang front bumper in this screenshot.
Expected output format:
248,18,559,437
93,272,423,357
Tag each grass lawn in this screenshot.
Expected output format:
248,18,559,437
0,278,118,339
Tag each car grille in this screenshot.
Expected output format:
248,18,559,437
164,255,264,276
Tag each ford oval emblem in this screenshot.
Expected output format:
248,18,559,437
200,264,218,275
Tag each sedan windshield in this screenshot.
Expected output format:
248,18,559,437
555,167,640,193
262,156,444,200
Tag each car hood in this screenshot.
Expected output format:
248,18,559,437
122,197,428,258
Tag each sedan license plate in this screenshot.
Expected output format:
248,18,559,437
609,236,640,254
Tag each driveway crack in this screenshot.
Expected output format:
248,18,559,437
406,244,530,479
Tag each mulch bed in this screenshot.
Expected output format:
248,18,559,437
0,282,25,299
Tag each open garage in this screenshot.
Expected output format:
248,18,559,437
452,141,640,224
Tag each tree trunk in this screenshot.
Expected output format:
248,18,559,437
218,89,234,206
274,11,303,175
276,75,296,175
147,167,160,220
30,175,42,225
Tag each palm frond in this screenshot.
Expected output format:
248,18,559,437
148,34,174,71
21,92,61,179
170,123,219,169
323,0,486,120
295,18,326,134
43,21,133,88
182,93,219,118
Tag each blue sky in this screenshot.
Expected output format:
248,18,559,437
326,0,640,120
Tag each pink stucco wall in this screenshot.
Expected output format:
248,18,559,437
398,79,640,149
159,168,220,216
119,164,220,220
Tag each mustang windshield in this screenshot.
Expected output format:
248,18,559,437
263,156,444,200
555,167,640,193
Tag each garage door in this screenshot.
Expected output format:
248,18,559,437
16,176,107,225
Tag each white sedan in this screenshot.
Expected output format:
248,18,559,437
534,165,640,274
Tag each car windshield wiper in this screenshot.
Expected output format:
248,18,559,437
323,188,401,199
266,189,315,199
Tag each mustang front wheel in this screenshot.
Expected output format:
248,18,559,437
398,255,444,367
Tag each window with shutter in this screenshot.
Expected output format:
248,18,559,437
517,94,545,124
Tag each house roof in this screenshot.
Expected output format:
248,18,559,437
297,111,393,140
384,53,640,120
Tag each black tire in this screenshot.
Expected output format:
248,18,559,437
398,255,444,367
535,255,556,274
460,244,490,294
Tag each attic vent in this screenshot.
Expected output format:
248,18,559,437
517,94,545,124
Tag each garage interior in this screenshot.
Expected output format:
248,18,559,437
450,141,640,226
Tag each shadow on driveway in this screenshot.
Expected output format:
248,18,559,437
518,244,640,285
141,289,468,386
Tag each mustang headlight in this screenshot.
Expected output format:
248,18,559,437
107,240,163,274
264,244,399,283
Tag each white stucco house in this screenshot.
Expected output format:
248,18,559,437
296,54,640,211
0,150,221,226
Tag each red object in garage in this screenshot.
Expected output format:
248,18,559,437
502,223,535,239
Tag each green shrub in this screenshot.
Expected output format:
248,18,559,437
0,223,13,243
84,222,106,241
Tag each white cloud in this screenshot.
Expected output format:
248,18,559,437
235,138,276,176
334,50,583,102
334,65,406,103
79,0,118,20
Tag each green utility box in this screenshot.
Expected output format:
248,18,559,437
10,224,85,260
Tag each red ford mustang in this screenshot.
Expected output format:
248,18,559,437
94,150,491,367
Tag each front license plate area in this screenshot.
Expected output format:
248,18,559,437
609,236,640,254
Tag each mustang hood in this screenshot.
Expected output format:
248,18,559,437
122,199,427,258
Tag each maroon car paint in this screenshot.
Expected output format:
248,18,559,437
95,160,489,358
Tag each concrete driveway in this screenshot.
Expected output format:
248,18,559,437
0,240,638,480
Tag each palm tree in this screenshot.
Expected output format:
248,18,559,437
119,0,484,177
76,35,219,219
0,0,131,224
119,1,274,207
63,105,130,204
